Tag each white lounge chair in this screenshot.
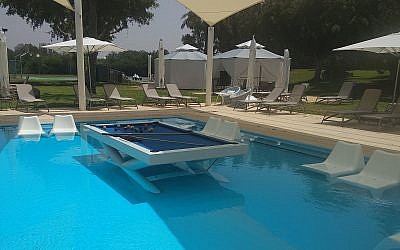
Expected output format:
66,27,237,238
17,116,45,141
338,150,400,198
215,120,241,141
201,117,222,136
302,141,365,178
50,115,78,141
374,232,400,250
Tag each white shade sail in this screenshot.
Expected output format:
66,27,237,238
334,32,400,103
0,31,10,95
43,37,125,53
53,0,74,11
246,37,257,89
176,0,264,105
177,0,264,26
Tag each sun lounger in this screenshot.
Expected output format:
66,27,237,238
201,117,222,136
234,87,284,110
73,85,109,110
316,82,353,103
103,84,137,109
215,86,241,104
321,89,381,124
142,84,177,106
215,120,241,141
337,150,400,198
166,83,200,107
15,84,49,112
17,116,45,141
302,141,365,178
256,84,306,113
359,97,400,126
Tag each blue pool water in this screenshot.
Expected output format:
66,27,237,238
0,117,399,249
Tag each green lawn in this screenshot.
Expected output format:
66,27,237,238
8,69,395,114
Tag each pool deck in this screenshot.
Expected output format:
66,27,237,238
0,104,399,154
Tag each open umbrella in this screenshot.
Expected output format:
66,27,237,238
0,31,9,96
158,39,165,88
246,36,257,90
43,37,125,90
176,0,264,105
53,0,74,10
334,32,400,104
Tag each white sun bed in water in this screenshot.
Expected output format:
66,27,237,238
201,117,222,137
302,141,365,178
50,115,78,141
337,150,400,198
17,116,45,141
373,232,400,250
215,120,241,141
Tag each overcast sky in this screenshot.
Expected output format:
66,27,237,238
0,0,189,52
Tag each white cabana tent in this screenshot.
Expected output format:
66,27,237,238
214,40,288,90
176,0,264,105
334,32,400,104
155,44,207,89
0,31,10,96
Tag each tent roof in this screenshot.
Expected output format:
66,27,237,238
176,44,198,51
43,37,125,53
334,32,400,54
236,40,265,49
176,0,264,26
214,48,283,59
165,50,207,61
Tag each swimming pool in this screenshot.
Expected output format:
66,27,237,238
0,117,399,249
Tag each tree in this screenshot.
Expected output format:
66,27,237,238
1,0,158,90
181,0,400,82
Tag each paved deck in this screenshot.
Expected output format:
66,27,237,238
1,104,399,154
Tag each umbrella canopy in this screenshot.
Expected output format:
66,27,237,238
0,31,10,96
236,40,265,49
53,0,74,11
278,49,291,92
157,39,165,88
42,37,125,53
246,37,257,89
334,32,400,103
176,0,264,105
176,44,198,51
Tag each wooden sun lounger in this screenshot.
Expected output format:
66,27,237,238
142,84,177,106
166,83,200,107
15,84,49,112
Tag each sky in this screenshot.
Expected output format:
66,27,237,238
0,0,190,52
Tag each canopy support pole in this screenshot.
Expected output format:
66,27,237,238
205,26,214,106
75,0,86,110
393,58,400,104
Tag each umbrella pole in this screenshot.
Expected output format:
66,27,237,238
392,58,400,104
87,55,92,92
205,26,214,106
75,0,86,111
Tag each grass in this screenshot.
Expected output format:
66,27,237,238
7,69,396,114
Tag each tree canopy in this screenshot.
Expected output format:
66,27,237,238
181,0,400,81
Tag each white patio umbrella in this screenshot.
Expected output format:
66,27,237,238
147,54,152,81
176,0,264,105
334,32,400,104
43,37,125,90
158,39,165,88
282,49,290,93
0,31,10,96
246,36,257,90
